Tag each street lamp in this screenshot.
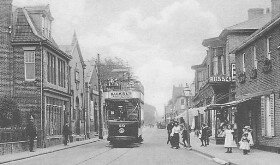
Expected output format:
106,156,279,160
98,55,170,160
183,83,191,126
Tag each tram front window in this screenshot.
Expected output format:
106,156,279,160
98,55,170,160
108,102,139,121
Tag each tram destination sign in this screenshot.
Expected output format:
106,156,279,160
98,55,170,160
105,90,144,101
209,76,234,82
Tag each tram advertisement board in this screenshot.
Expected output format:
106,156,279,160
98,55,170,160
104,91,144,101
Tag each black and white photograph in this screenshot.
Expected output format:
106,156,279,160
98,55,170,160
0,0,280,164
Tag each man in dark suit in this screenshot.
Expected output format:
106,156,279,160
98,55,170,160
166,120,174,145
26,115,37,152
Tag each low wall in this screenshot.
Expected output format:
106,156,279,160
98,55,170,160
0,140,37,155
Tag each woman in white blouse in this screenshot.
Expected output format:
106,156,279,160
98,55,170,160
170,121,181,149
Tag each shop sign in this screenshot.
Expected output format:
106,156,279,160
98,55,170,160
209,76,234,82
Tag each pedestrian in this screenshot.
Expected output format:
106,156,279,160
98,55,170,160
25,115,37,152
243,126,254,147
62,122,71,145
239,132,250,155
204,125,211,146
224,124,237,153
179,117,191,148
166,120,174,145
170,121,180,149
199,124,207,147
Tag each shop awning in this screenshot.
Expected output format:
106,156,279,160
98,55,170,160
205,98,251,111
174,106,206,119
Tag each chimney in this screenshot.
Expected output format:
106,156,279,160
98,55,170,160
272,0,280,19
0,0,13,96
266,8,270,14
248,8,264,20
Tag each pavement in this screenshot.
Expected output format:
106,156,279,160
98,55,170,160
188,132,280,165
0,137,100,164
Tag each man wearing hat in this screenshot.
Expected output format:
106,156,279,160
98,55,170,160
26,115,37,152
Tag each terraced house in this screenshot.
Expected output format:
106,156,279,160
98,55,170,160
0,0,72,153
232,0,280,152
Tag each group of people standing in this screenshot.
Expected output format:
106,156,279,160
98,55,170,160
25,115,72,152
167,117,191,149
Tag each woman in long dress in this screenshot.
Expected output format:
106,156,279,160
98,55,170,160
224,124,237,153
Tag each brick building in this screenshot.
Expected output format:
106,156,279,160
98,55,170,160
84,59,100,138
232,0,280,152
0,1,72,149
191,7,272,144
60,32,86,141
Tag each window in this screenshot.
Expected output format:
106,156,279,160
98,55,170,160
181,98,185,105
46,97,64,136
213,57,218,75
267,37,271,60
261,94,275,137
253,46,257,69
42,16,52,38
231,63,236,79
24,50,35,81
58,59,66,87
242,53,246,72
197,71,204,89
221,56,225,75
47,53,56,84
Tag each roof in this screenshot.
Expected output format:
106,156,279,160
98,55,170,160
191,56,207,70
219,13,271,38
202,37,225,47
12,6,71,60
59,32,85,67
172,85,184,100
84,59,98,83
232,13,280,54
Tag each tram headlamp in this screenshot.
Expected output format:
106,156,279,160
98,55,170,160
119,128,125,134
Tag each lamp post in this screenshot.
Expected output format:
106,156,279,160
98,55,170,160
183,83,191,126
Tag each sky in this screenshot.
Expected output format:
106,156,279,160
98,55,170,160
14,0,270,116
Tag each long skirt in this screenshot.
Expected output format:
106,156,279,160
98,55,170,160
172,133,179,147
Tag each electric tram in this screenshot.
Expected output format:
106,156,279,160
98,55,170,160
103,78,144,144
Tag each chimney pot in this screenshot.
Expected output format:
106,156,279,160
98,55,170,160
248,8,264,20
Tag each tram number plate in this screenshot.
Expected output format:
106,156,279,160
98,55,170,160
119,124,125,127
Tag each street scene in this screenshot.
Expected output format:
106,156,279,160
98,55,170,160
2,0,280,165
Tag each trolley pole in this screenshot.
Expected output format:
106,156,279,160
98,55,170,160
97,54,103,139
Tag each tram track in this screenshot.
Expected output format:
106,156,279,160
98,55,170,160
75,143,139,165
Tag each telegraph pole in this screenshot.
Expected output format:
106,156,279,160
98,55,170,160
97,54,103,139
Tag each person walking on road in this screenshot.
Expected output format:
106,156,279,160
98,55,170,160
166,120,174,145
26,115,37,152
179,117,191,148
62,122,71,146
224,124,237,153
204,125,211,146
170,121,180,149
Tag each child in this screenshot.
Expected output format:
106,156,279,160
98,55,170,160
239,133,250,155
224,124,237,153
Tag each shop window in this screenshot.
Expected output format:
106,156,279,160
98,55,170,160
261,94,275,137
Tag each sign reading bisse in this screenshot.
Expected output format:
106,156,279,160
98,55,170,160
209,76,234,82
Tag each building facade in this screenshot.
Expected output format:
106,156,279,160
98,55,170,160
60,32,87,141
233,2,280,152
0,1,73,149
